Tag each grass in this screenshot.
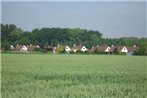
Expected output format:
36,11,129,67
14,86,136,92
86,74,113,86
1,54,147,98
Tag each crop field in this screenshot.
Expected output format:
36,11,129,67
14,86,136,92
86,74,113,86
1,54,147,98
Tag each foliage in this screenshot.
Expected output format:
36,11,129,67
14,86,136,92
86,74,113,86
1,41,10,51
55,45,65,53
1,23,146,55
138,38,147,55
2,54,146,98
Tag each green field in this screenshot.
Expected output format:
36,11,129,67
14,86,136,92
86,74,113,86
1,54,147,98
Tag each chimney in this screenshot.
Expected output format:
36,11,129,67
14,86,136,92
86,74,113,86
134,45,136,48
73,44,76,47
36,45,40,48
57,44,60,47
111,45,114,47
97,45,99,47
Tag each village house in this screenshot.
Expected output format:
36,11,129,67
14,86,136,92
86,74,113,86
14,44,27,52
20,45,28,52
12,44,139,55
10,45,15,50
97,45,111,53
126,45,139,55
14,44,40,52
89,45,110,53
109,46,128,54
89,46,96,53
44,46,55,53
65,46,71,53
72,45,88,52
27,44,40,52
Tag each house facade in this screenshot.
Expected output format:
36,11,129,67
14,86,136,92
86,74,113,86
80,46,88,52
10,44,138,54
72,45,88,52
109,46,128,53
89,45,110,53
27,44,40,52
65,46,71,53
97,46,111,53
20,45,28,52
14,44,40,52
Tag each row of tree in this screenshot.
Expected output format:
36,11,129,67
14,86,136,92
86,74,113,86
1,24,147,55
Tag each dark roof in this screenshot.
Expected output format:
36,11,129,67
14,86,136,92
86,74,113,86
14,45,40,51
72,45,83,50
109,46,125,52
27,45,40,51
97,46,110,52
89,47,96,52
15,45,23,51
127,47,139,52
89,46,109,52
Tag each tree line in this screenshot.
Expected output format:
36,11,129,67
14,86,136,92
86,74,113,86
1,23,147,55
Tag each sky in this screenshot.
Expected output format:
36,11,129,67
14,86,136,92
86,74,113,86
1,0,146,38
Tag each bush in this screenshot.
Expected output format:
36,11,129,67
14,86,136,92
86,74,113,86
34,48,42,52
41,49,48,53
118,52,126,55
1,42,11,51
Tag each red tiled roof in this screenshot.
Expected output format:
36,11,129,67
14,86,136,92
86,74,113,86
127,47,139,52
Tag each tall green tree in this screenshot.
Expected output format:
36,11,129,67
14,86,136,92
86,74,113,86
138,38,147,55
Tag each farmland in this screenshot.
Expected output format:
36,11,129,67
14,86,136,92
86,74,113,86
1,54,147,98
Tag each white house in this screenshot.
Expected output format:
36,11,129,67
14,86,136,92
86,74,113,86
93,45,111,53
72,45,88,52
120,46,128,53
20,45,28,52
80,46,88,52
109,46,128,53
10,45,15,50
105,46,111,52
65,46,71,53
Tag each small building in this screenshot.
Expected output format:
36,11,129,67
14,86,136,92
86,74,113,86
126,46,139,55
65,46,71,53
15,44,40,52
15,44,22,51
20,45,28,52
72,45,88,52
89,46,96,53
10,45,15,50
27,44,40,52
97,45,111,53
89,45,110,53
109,46,128,54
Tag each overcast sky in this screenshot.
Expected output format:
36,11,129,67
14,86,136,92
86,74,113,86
1,1,146,38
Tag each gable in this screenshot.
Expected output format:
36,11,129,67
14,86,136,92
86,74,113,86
81,46,87,51
105,47,110,52
21,46,27,50
121,47,128,53
65,46,71,51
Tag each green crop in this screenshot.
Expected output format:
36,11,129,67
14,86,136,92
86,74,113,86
1,54,147,98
